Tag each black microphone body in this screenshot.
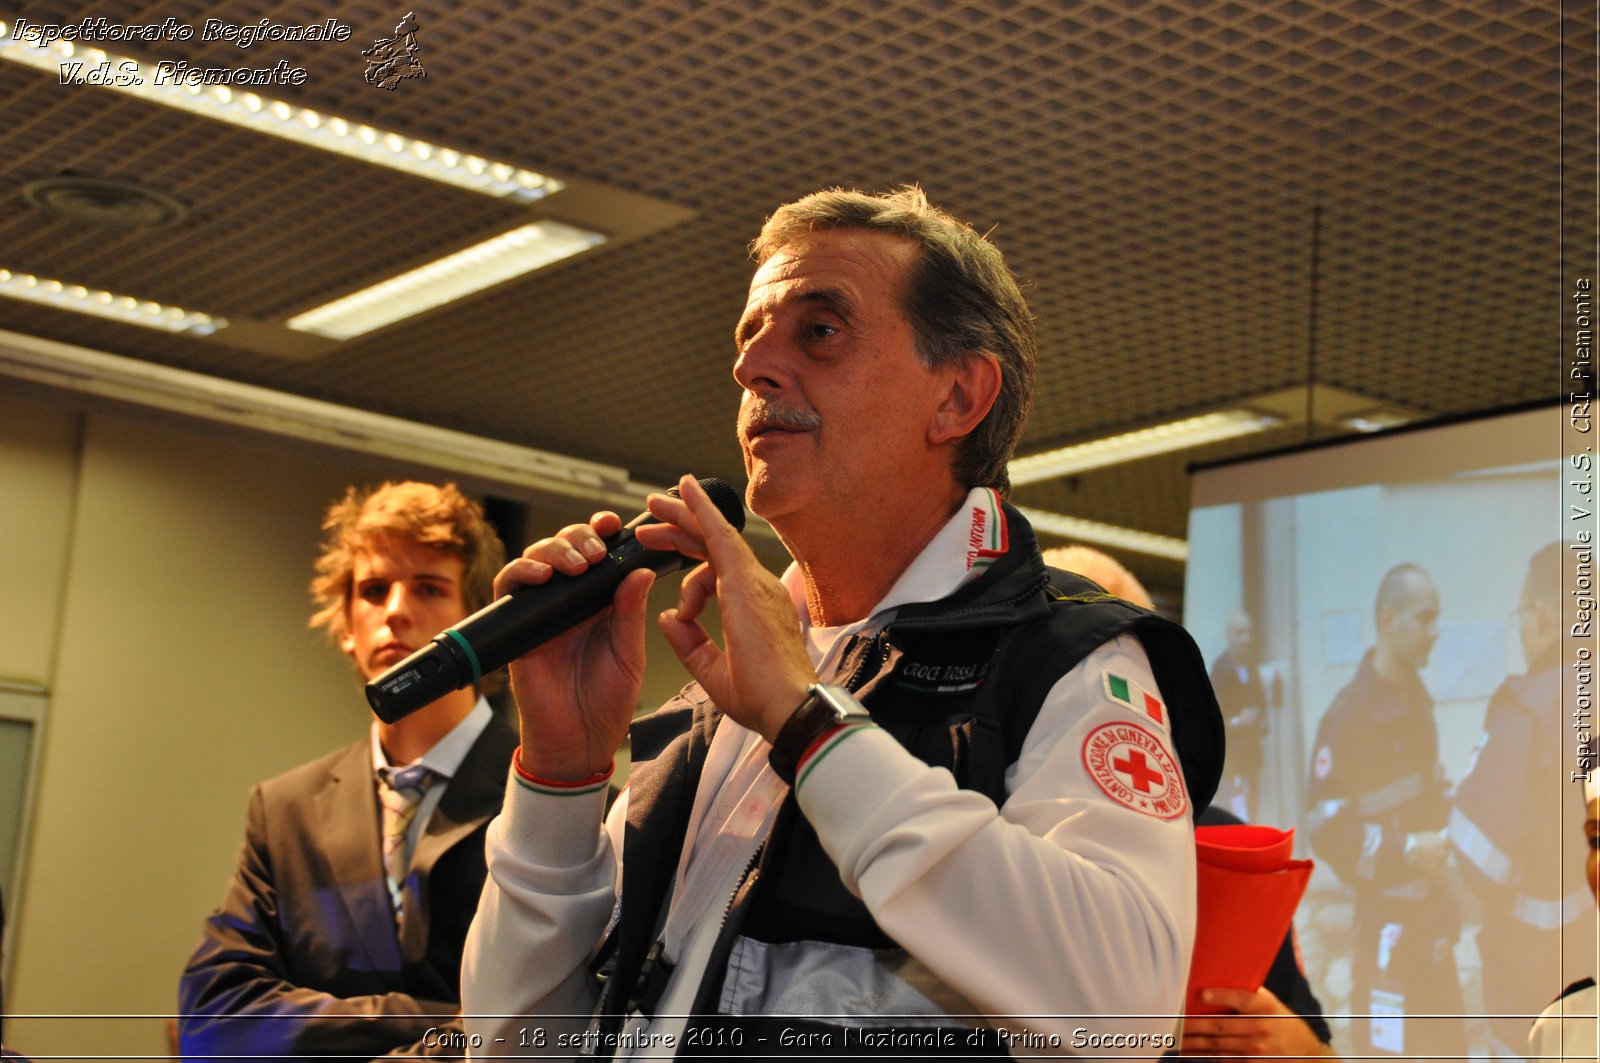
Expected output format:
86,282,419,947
365,477,744,724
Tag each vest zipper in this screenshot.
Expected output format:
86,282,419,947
840,575,1049,692
842,633,892,693
720,840,766,931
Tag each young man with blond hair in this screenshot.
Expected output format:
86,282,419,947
180,481,516,1060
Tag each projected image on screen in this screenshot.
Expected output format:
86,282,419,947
1184,405,1593,1060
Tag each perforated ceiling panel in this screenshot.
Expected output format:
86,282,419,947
0,0,1591,599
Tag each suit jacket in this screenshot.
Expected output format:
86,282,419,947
178,715,517,1061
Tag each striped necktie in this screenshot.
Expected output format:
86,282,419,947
376,762,435,927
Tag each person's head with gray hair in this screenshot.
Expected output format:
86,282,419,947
751,186,1036,496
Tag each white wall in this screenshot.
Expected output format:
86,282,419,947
5,402,396,1057
0,391,736,1059
0,394,80,687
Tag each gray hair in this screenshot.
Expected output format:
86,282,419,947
752,186,1037,495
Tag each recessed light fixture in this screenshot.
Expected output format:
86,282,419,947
1015,506,1189,561
287,221,606,340
0,268,225,334
1009,409,1282,484
22,175,190,228
1341,409,1415,433
0,25,561,202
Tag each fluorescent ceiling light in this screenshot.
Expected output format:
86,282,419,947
0,268,225,334
1015,506,1189,561
1341,409,1415,433
1239,384,1422,435
0,25,560,203
1009,409,1281,484
287,221,605,339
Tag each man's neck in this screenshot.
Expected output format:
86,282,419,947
1527,640,1562,674
776,481,968,627
1371,646,1416,687
375,686,478,765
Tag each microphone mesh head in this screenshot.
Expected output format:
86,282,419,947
669,476,746,532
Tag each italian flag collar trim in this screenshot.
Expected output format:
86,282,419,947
964,486,1009,572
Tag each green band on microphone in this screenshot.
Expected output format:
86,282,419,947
444,629,483,683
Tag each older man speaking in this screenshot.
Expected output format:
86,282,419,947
462,187,1223,1057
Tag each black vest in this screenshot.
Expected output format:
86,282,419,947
595,509,1223,1048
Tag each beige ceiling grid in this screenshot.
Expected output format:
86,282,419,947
0,0,1589,597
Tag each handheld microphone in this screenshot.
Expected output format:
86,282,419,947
365,476,746,724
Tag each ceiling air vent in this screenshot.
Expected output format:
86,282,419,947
21,175,190,228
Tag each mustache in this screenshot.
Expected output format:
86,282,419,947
738,399,822,441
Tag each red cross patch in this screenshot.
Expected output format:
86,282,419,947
1082,721,1188,820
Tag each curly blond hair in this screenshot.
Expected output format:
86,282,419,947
309,481,505,645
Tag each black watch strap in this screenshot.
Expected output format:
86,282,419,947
768,683,869,786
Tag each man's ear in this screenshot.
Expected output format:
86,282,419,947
1531,600,1559,643
928,352,1002,447
1373,606,1394,641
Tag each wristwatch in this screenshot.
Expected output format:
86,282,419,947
768,683,872,785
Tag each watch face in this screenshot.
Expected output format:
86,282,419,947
811,684,853,721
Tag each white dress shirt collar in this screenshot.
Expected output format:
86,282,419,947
370,696,494,777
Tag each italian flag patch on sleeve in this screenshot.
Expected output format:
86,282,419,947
1103,670,1167,728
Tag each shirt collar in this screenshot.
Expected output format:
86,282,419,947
781,486,1010,633
370,697,493,779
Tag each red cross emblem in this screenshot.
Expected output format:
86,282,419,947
1082,722,1187,820
1112,748,1165,793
